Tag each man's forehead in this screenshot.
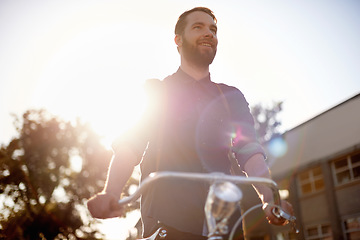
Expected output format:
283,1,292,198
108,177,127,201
186,11,217,26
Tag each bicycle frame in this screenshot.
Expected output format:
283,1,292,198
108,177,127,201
118,171,298,240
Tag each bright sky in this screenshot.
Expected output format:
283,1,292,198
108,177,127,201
1,0,360,147
1,0,360,238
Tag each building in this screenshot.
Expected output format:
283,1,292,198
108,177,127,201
262,93,360,240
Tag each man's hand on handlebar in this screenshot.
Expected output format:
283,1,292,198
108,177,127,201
87,192,124,219
263,200,294,226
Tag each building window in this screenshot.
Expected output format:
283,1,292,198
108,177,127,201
332,152,360,185
305,224,333,240
343,215,360,240
298,166,324,195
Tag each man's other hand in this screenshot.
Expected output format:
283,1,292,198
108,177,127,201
263,200,294,226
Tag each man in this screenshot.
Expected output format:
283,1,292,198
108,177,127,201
87,7,293,240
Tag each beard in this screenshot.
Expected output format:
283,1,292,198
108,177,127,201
182,36,217,68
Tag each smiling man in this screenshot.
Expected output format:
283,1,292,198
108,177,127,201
176,9,218,72
87,7,293,240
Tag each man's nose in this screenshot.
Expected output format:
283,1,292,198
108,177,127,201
203,28,215,38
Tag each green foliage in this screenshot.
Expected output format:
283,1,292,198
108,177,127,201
0,109,113,239
251,101,283,144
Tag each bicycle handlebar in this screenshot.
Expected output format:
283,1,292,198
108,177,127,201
118,171,281,206
118,171,299,237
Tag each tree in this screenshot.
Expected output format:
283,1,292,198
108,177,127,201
251,101,283,144
0,109,136,239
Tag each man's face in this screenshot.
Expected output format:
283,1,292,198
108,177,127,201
179,11,218,67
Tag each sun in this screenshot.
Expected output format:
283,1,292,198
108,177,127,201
32,65,148,150
88,82,148,148
29,20,153,149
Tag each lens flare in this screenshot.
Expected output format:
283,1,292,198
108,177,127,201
268,137,287,158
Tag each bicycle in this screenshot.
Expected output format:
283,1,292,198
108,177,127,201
118,171,299,240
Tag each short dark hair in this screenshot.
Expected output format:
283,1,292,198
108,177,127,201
175,7,217,36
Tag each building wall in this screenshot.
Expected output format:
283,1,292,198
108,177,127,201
300,193,329,223
336,182,360,216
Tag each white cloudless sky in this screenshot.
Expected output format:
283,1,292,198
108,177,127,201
1,0,360,238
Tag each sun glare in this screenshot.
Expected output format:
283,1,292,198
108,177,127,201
88,84,148,148
33,62,148,149
29,19,152,149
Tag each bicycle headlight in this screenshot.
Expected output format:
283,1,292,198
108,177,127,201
205,181,243,237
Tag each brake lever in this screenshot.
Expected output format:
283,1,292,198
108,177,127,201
272,207,296,221
272,207,299,234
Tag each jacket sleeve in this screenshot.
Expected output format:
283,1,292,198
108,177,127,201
223,86,266,170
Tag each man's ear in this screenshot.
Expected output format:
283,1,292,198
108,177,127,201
174,34,183,47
